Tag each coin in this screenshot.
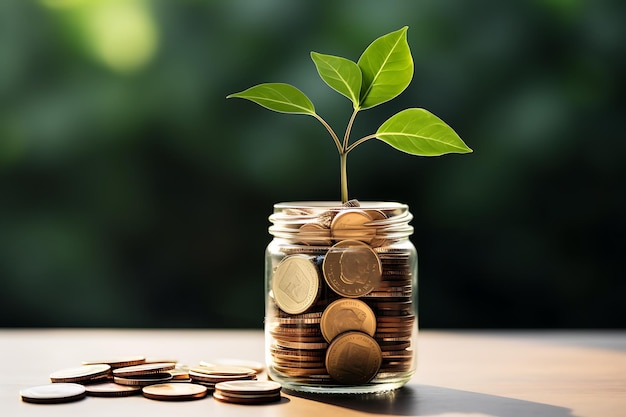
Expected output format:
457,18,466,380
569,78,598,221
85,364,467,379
49,364,111,383
113,362,175,377
213,391,280,405
273,339,328,350
325,331,382,385
189,365,257,387
272,255,320,314
215,380,281,395
20,383,86,404
320,299,376,343
213,381,282,404
272,358,326,369
323,240,382,297
168,369,191,380
330,209,375,243
299,222,332,246
113,372,173,386
201,359,265,374
81,356,146,369
190,365,256,377
272,364,328,376
142,383,208,401
84,382,141,397
364,209,388,247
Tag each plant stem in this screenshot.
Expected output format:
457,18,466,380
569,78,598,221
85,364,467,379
340,151,348,203
338,108,360,203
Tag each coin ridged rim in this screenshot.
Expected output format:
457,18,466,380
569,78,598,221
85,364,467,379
113,372,173,386
274,339,328,350
189,371,256,384
213,391,281,404
142,383,208,401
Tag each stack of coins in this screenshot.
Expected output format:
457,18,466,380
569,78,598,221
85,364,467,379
113,362,176,386
189,365,257,390
213,380,282,404
369,247,415,374
266,201,416,387
20,355,274,404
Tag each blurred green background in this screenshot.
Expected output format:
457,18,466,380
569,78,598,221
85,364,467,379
1,0,624,328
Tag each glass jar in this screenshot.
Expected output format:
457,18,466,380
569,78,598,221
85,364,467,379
264,201,418,394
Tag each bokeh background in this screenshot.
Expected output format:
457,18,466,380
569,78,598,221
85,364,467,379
1,0,624,329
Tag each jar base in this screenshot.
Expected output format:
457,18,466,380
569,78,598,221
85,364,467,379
272,372,414,394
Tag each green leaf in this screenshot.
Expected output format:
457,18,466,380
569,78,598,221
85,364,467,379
358,26,413,110
311,52,362,108
376,108,473,156
226,83,316,115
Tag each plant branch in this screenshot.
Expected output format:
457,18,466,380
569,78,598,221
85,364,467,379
345,133,378,154
343,108,359,152
312,113,342,154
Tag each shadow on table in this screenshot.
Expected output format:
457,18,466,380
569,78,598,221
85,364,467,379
286,384,576,417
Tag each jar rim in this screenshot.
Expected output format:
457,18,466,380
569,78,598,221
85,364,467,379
274,201,408,210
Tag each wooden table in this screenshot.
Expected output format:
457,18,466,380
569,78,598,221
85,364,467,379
1,329,624,417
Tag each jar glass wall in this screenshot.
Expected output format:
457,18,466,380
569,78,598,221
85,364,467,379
264,201,418,394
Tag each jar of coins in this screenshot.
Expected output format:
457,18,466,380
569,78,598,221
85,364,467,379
264,201,417,393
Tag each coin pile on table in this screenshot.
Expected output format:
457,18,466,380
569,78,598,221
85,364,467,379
267,200,416,386
19,356,280,405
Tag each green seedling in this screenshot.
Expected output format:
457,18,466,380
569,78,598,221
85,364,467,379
228,26,472,203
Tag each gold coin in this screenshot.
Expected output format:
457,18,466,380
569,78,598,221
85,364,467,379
325,331,382,385
84,382,141,397
323,240,382,297
320,299,376,343
49,364,111,383
272,255,320,314
113,362,175,377
20,383,86,404
330,209,374,243
142,383,208,401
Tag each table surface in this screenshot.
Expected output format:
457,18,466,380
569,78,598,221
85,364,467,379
1,329,624,417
